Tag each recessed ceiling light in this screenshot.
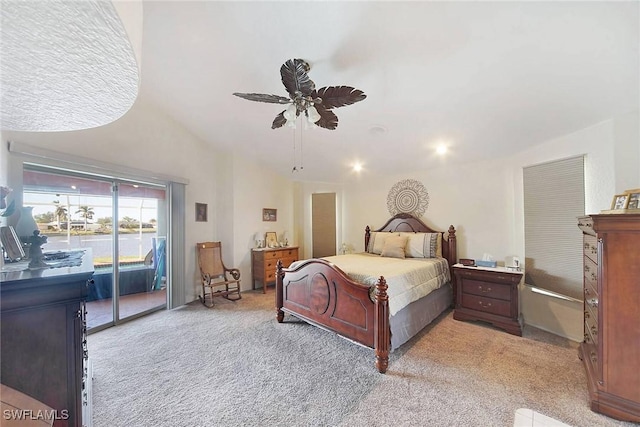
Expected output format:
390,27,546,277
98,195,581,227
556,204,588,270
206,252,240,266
352,162,363,173
436,144,448,155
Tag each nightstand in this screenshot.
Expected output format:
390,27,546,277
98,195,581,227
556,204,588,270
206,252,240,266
251,246,299,293
452,264,524,336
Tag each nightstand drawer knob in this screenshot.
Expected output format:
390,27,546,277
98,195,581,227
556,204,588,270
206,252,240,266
478,285,492,293
478,301,492,308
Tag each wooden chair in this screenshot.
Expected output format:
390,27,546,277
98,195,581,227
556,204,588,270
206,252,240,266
196,241,241,307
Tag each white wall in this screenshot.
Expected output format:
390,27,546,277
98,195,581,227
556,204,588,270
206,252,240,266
1,96,220,305
230,154,294,292
342,158,513,262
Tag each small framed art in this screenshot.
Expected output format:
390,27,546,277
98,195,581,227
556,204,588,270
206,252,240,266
263,208,277,222
196,203,208,222
265,231,278,248
626,191,640,210
610,194,628,210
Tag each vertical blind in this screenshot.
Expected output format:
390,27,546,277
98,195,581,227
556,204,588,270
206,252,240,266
523,156,585,300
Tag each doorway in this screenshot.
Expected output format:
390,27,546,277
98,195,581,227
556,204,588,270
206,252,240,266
311,192,336,257
22,165,168,331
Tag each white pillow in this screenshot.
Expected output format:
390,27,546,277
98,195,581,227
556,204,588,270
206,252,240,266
367,232,399,255
398,232,442,258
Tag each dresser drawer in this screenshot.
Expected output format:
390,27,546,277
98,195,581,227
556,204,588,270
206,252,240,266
461,294,512,317
264,248,298,260
583,234,598,263
461,279,511,301
583,256,598,287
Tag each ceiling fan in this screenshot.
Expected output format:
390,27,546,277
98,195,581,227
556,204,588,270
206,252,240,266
233,58,366,130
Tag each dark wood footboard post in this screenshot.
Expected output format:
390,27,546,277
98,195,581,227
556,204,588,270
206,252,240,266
374,277,390,373
447,225,457,304
276,260,284,323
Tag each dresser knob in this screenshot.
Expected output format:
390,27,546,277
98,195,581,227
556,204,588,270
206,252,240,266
478,301,492,308
478,285,492,293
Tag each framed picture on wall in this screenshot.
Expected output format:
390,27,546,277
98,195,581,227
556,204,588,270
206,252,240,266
262,208,277,222
611,194,628,210
196,203,208,222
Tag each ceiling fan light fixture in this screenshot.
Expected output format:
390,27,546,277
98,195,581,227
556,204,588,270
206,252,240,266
306,106,321,123
233,58,366,131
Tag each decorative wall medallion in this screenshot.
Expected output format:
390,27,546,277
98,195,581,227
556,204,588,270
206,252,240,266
387,179,429,217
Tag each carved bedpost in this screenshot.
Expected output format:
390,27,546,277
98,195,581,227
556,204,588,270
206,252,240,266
447,225,457,304
374,276,390,374
364,225,371,251
276,259,284,323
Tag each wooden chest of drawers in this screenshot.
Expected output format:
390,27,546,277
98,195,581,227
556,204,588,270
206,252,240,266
453,264,524,336
577,214,640,422
251,247,299,293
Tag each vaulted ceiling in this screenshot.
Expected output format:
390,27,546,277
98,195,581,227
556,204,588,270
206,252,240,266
5,2,640,183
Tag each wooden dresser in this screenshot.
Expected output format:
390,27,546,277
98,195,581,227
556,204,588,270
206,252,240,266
251,246,298,293
577,214,640,422
1,250,94,427
452,264,524,336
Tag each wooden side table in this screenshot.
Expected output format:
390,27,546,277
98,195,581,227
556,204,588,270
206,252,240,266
251,246,299,293
452,264,524,336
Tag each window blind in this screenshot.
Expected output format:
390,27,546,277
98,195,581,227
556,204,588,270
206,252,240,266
523,156,585,300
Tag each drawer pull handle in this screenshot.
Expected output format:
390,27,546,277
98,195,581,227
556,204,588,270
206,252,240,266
584,242,590,250
584,311,590,319
585,288,590,295
478,301,492,308
591,273,596,281
587,298,598,309
478,286,492,293
591,326,598,336
590,246,597,254
584,265,590,272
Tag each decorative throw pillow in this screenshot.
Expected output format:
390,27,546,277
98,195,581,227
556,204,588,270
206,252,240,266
380,234,409,259
398,232,442,258
367,232,399,255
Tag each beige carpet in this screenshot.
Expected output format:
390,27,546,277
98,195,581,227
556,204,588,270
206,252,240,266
88,291,634,427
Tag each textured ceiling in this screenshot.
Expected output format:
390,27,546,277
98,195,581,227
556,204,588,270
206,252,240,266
0,1,139,132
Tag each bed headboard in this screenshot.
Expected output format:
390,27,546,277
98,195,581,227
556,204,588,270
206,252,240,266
364,213,457,270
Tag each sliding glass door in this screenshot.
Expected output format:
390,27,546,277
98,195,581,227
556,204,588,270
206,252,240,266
22,166,168,331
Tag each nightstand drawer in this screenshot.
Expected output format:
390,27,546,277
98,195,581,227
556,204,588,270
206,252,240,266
461,294,511,317
461,279,511,301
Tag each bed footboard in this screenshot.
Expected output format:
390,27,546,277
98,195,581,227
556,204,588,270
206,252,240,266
276,259,390,373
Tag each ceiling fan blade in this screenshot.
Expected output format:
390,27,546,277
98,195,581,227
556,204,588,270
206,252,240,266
314,103,338,130
280,59,315,99
233,93,291,104
315,86,366,109
272,111,287,129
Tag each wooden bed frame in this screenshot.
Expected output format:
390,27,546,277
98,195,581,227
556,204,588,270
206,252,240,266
276,213,457,373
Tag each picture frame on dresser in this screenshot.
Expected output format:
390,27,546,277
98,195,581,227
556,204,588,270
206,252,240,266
265,231,277,248
611,194,628,210
626,191,640,209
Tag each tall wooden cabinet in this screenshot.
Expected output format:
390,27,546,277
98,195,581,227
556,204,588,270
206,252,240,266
1,250,94,427
577,214,640,422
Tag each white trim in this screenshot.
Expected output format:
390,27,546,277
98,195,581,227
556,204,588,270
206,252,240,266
8,140,189,185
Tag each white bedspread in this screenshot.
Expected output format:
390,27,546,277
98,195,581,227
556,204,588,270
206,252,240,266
319,253,451,316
